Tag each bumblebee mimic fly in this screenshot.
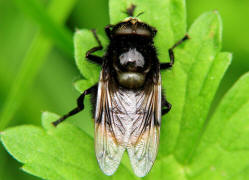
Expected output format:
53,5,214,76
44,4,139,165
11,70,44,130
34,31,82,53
52,4,189,177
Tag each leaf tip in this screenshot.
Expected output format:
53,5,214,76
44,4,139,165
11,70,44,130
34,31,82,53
213,10,222,24
213,9,219,14
41,111,60,130
239,71,249,82
75,27,80,32
19,166,29,175
0,131,4,138
227,52,233,63
41,111,49,118
73,29,83,40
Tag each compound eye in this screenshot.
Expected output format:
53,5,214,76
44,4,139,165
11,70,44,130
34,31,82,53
116,27,132,35
115,27,151,36
135,27,151,36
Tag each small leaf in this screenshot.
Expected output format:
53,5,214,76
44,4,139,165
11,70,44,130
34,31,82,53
74,30,108,84
74,79,96,93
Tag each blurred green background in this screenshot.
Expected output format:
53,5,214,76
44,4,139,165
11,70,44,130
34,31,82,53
0,0,248,179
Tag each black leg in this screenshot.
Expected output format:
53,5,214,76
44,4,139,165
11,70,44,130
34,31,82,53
162,95,172,115
160,34,190,70
85,29,103,65
52,84,98,126
105,25,113,39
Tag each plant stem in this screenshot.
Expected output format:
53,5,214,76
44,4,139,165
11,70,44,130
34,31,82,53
0,0,77,130
14,0,75,57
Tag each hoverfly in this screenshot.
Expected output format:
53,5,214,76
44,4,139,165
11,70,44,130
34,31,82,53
52,4,189,177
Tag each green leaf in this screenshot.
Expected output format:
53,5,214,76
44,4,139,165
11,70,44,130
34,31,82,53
0,112,135,180
187,73,249,179
2,0,249,179
74,29,108,84
163,11,231,162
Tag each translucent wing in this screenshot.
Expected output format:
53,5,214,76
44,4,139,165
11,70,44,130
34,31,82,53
94,71,125,176
127,75,161,177
95,70,161,177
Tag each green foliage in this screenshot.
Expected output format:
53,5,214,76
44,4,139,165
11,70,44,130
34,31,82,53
14,0,74,57
74,30,108,84
1,112,135,180
1,0,249,179
0,0,76,130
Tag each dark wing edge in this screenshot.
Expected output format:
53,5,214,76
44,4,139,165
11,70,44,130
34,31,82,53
94,72,125,176
127,75,161,177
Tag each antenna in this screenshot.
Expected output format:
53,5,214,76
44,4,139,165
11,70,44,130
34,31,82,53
126,4,136,16
136,11,145,18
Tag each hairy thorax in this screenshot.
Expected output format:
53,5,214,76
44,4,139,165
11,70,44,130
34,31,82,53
113,48,150,89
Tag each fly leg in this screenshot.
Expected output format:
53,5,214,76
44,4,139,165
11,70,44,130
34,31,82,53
105,24,114,39
162,95,172,115
160,34,190,70
85,29,103,65
52,84,98,126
